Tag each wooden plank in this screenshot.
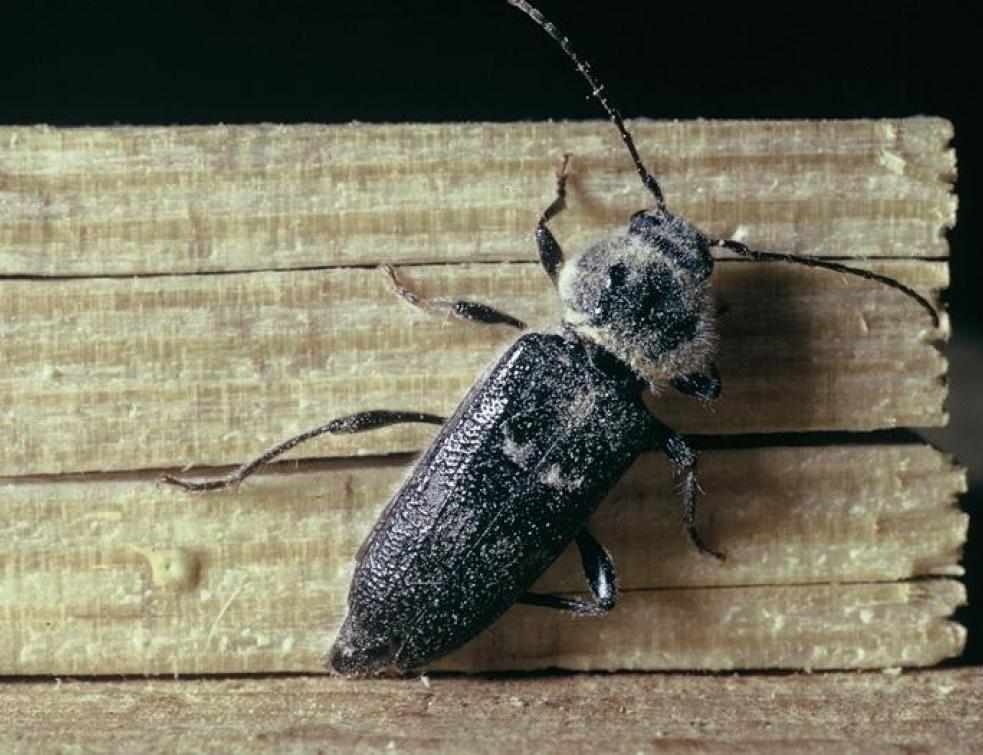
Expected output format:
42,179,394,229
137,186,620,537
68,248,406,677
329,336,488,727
0,260,947,476
0,444,965,675
0,120,954,276
0,119,961,679
1,670,980,753
440,581,964,673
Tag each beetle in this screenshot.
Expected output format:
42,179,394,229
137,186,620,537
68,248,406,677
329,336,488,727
162,0,939,677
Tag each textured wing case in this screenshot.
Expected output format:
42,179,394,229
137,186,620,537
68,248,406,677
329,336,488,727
331,333,653,673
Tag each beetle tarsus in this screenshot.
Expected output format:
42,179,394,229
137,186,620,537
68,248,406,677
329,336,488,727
159,473,238,492
686,524,727,562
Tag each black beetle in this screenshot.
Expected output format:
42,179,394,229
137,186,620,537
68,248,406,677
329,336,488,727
163,0,939,677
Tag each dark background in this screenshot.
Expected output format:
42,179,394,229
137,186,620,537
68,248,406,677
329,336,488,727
1,0,979,661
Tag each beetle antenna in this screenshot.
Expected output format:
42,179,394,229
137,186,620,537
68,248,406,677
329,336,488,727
715,239,940,328
507,0,665,207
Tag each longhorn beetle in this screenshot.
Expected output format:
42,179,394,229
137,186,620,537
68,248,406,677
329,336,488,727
162,0,940,676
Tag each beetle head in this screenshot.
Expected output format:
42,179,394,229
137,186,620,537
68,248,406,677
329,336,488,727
557,207,717,387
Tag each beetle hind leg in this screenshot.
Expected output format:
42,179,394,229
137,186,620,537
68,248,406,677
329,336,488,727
518,528,617,616
161,409,445,492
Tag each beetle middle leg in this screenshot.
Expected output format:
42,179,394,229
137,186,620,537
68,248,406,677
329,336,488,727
382,264,526,329
646,419,726,561
517,528,617,615
161,409,445,492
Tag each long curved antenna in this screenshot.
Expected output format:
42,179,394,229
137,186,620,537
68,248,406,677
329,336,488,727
715,239,940,328
507,0,665,207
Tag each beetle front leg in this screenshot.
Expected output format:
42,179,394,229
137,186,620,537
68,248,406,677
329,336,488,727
382,264,526,330
647,419,726,561
161,410,445,492
535,153,570,284
670,363,722,401
518,528,617,615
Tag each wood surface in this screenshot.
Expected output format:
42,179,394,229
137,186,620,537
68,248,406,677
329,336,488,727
0,444,965,675
1,259,948,476
1,670,979,753
0,119,963,677
0,119,953,477
0,119,955,276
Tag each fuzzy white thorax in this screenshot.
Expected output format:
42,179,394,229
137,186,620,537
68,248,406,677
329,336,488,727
557,235,718,389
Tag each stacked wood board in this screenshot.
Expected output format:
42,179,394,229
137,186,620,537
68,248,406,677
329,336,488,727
0,119,964,674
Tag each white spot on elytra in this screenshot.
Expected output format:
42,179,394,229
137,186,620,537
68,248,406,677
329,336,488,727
539,463,583,492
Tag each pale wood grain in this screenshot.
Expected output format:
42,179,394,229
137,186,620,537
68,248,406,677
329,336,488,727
1,670,980,754
0,445,965,675
0,120,954,276
0,119,962,678
0,260,947,476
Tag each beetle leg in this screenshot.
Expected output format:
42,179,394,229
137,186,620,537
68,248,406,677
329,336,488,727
647,419,726,561
160,410,445,491
517,528,617,615
535,153,570,284
670,363,722,401
381,264,525,330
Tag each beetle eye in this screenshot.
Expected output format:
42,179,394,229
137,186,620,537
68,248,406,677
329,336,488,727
606,263,628,289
